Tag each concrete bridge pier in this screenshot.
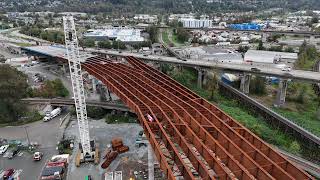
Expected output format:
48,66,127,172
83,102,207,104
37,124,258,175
158,63,163,72
274,79,288,107
309,35,315,44
240,73,251,94
89,75,97,93
62,64,68,74
197,68,205,89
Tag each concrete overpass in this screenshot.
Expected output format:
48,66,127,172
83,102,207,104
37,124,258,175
93,49,320,83
21,45,320,106
94,50,320,107
22,98,131,112
21,45,320,83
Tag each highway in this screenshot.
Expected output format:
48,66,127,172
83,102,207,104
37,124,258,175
19,44,320,83
90,49,320,83
21,98,130,112
157,26,320,36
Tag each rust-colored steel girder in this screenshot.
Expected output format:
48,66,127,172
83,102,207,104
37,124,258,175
82,56,313,180
126,56,313,180
85,57,252,179
123,57,292,179
84,59,214,179
83,60,194,179
87,56,262,179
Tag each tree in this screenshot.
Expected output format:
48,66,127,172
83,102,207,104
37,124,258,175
176,27,190,43
237,46,249,53
296,86,307,104
257,40,265,50
250,76,266,95
0,65,29,123
207,73,219,101
98,40,112,49
267,34,281,43
296,41,319,69
311,16,319,24
29,79,69,98
268,46,283,52
112,40,126,50
81,38,95,47
284,47,295,53
146,26,158,43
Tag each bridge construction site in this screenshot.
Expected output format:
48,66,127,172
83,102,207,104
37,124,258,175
80,55,313,179
9,15,317,180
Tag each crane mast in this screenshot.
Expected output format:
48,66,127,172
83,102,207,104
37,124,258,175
63,15,91,157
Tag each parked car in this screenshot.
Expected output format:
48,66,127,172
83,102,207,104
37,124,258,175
0,144,9,155
33,152,43,161
3,169,14,179
7,148,19,159
281,66,292,72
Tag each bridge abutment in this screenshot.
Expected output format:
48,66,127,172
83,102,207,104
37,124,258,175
240,73,251,94
274,79,288,107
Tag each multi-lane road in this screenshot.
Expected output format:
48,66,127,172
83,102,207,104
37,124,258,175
90,49,320,83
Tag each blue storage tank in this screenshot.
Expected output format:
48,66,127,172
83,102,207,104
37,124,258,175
229,23,262,30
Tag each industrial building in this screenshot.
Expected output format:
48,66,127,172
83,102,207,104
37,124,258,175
179,18,213,28
229,23,263,30
244,50,298,64
83,27,144,42
180,46,243,63
168,14,195,22
133,14,158,24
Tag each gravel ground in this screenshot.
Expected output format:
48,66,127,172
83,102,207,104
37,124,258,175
65,119,154,180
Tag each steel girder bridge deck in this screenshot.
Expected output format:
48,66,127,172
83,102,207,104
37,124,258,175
82,56,313,180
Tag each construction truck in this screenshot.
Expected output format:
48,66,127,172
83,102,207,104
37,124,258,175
40,154,69,180
43,108,62,122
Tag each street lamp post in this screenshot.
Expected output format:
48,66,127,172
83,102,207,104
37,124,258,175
24,126,30,145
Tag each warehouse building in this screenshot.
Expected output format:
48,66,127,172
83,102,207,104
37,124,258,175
83,27,144,42
244,50,298,64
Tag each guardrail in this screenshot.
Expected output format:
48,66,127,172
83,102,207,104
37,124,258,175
277,148,320,178
21,98,131,112
218,82,320,149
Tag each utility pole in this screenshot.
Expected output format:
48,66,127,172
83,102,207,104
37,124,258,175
24,126,30,145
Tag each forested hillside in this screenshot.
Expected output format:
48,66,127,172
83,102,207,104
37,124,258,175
1,0,320,14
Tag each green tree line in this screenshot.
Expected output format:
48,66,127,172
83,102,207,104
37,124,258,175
20,25,64,44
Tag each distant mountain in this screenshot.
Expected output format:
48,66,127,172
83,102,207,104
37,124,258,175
0,0,319,14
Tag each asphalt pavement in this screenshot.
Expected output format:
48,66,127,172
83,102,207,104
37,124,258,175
0,148,57,180
0,113,67,180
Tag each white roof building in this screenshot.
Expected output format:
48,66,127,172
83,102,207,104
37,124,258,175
84,27,144,42
133,14,158,24
244,50,298,64
168,14,194,22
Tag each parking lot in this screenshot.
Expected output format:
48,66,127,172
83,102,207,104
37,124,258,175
0,148,57,180
0,114,66,180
